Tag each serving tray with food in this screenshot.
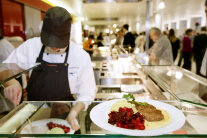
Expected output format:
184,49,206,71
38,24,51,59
90,94,185,136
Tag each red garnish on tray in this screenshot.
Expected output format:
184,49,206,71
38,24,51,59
47,122,70,133
108,107,145,130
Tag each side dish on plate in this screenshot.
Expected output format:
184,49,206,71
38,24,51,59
20,119,74,134
47,122,70,134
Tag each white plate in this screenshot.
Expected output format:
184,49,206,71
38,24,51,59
90,99,185,136
21,118,75,134
121,85,144,93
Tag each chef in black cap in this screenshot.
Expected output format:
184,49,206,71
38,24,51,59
2,7,96,131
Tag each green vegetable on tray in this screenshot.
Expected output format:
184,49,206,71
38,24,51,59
122,94,148,106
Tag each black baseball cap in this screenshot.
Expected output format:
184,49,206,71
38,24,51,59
206,0,207,5
41,7,72,48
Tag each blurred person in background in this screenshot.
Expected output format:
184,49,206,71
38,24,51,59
201,50,207,78
168,29,180,61
163,31,168,36
149,27,173,65
96,32,103,47
135,31,145,53
182,29,193,70
177,29,188,66
122,24,135,51
193,26,207,76
200,0,207,78
83,35,95,56
144,36,154,51
103,33,111,45
191,0,207,103
0,29,15,63
115,30,124,45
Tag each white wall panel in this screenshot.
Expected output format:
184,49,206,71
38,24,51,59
24,5,41,39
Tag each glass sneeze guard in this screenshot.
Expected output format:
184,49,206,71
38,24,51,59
143,65,207,107
0,101,207,137
0,63,40,86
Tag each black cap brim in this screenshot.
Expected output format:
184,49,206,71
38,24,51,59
41,30,69,48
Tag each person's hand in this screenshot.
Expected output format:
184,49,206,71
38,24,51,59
3,79,22,107
66,102,85,131
66,110,80,131
149,54,155,63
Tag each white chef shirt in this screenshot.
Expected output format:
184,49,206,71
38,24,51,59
3,37,96,110
0,38,15,63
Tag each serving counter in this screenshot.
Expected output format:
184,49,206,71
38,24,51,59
0,100,207,137
0,46,207,137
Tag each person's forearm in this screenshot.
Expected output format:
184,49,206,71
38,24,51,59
0,70,13,82
3,79,19,87
70,102,85,115
149,56,154,64
149,55,159,64
84,48,92,51
66,102,85,130
0,64,23,86
0,70,18,87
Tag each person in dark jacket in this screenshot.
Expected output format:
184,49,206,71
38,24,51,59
193,26,207,76
144,36,154,51
122,24,135,51
97,32,103,47
168,29,180,61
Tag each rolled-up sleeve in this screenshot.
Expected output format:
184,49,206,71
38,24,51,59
75,54,96,111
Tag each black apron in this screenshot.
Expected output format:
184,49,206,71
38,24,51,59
26,45,74,101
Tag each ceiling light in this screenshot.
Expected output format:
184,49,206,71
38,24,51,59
159,1,165,9
113,24,117,28
105,29,110,33
116,28,119,32
80,17,84,22
84,25,89,30
41,0,55,6
41,0,74,15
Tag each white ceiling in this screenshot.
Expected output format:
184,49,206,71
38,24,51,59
58,0,206,28
50,0,83,15
82,1,146,25
161,0,205,21
82,2,145,18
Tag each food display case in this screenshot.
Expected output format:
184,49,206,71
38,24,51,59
0,53,207,137
143,65,207,106
0,100,207,137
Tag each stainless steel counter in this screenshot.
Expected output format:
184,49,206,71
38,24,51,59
0,46,207,137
